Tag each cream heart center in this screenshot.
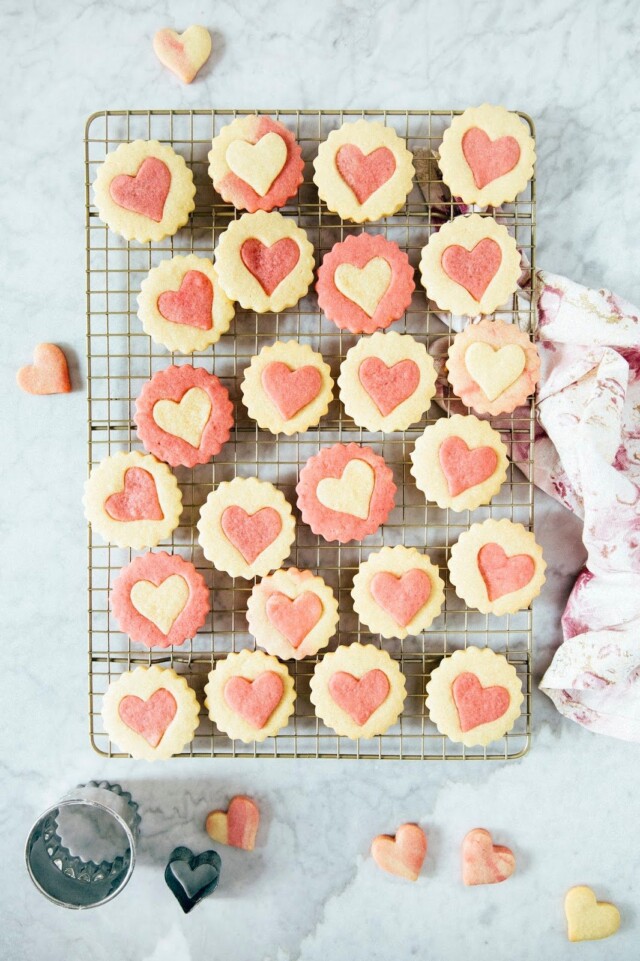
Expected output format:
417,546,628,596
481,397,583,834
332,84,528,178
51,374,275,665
333,258,392,317
316,460,375,519
152,388,212,448
464,342,526,401
226,132,288,196
130,575,190,634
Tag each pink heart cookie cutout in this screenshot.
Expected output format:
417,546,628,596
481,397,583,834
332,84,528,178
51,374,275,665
438,436,499,497
461,128,521,190
335,145,396,204
240,237,300,295
370,570,431,628
104,468,164,522
358,357,420,416
371,823,427,882
328,669,390,726
205,796,260,851
157,270,213,330
462,828,516,886
118,688,177,747
17,343,71,395
224,672,284,728
109,157,171,222
452,672,510,733
477,542,535,601
441,238,502,302
221,506,282,564
261,362,323,420
265,592,323,648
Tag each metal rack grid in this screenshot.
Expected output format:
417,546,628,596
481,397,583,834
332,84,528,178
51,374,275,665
85,109,536,760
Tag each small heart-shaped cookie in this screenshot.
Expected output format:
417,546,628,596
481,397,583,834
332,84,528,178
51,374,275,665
462,828,515,886
205,796,260,851
371,823,427,881
153,26,212,84
17,343,71,395
565,885,621,942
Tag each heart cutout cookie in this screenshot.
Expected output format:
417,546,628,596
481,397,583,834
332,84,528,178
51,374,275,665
371,823,427,882
164,846,221,914
462,128,521,190
224,672,284,728
328,669,390,725
565,885,621,942
464,342,526,401
441,238,502,301
261,362,322,420
438,436,498,497
335,144,396,204
265,592,324,648
118,688,177,747
452,672,510,733
153,387,212,448
316,459,375,520
358,357,420,416
477,542,535,601
240,237,300,295
157,270,213,330
334,257,392,317
226,133,288,196
110,157,171,222
153,26,212,85
104,468,164,522
205,796,260,851
221,506,282,564
462,828,516,886
17,343,71,395
130,575,190,635
370,570,431,627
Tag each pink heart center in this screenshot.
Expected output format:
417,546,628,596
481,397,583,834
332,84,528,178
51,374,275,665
265,592,324,648
477,542,535,601
452,672,510,732
461,127,521,190
335,145,396,204
104,468,164,522
224,672,284,728
221,506,282,564
261,362,323,420
370,570,432,627
441,238,502,301
240,238,300,295
157,271,213,330
109,157,171,222
328,669,390,725
358,357,420,416
438,436,499,497
118,688,177,747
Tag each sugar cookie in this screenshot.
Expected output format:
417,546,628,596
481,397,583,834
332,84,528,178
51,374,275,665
17,343,71,395
153,26,212,84
565,886,621,943
371,824,427,882
461,829,516,886
205,796,260,851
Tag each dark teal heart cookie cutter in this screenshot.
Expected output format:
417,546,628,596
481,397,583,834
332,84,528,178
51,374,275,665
164,845,221,913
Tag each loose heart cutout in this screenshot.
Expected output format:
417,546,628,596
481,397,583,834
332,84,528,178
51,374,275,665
335,145,396,204
165,846,221,914
157,270,213,330
221,506,282,564
477,542,535,601
370,569,431,627
104,468,164,522
438,436,498,497
224,672,284,728
205,795,260,851
372,823,427,882
334,257,392,316
261,362,322,420
153,387,212,448
130,575,190,634
110,157,171,222
452,672,510,732
118,688,177,747
329,669,390,725
462,127,521,190
17,343,71,395
464,342,526,401
462,828,516,886
226,132,288,196
240,237,300,295
358,357,420,416
316,459,375,519
265,592,324,648
441,238,502,301
565,885,621,942
153,26,212,85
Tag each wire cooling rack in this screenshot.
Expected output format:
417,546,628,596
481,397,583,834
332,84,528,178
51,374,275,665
85,109,536,760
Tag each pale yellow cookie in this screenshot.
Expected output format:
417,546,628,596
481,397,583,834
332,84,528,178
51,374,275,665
410,414,509,511
137,255,234,354
338,332,437,431
425,646,524,748
448,518,546,616
93,140,195,243
241,341,334,435
102,666,200,761
313,120,415,223
204,649,296,743
438,104,536,207
352,546,445,640
214,211,315,313
565,886,621,943
197,476,296,579
83,451,182,550
310,643,407,739
419,214,521,316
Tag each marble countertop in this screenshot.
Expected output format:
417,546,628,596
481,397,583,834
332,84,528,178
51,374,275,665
2,1,639,959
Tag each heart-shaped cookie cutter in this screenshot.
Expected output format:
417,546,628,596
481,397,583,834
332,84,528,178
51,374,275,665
164,845,222,913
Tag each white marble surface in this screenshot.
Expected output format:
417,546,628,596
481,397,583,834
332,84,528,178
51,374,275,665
2,1,639,958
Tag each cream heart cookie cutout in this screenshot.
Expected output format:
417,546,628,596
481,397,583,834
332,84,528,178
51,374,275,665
247,568,339,660
152,388,212,448
205,796,260,851
464,342,526,402
153,26,212,84
316,459,375,520
226,133,288,197
130,575,190,635
334,258,392,318
371,824,427,882
461,829,516,886
565,886,621,942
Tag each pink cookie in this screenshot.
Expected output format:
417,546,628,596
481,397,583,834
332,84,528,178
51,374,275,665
110,551,210,649
296,443,396,543
134,365,233,468
316,234,415,334
371,824,427,882
17,343,71,395
462,828,516,886
205,796,260,851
